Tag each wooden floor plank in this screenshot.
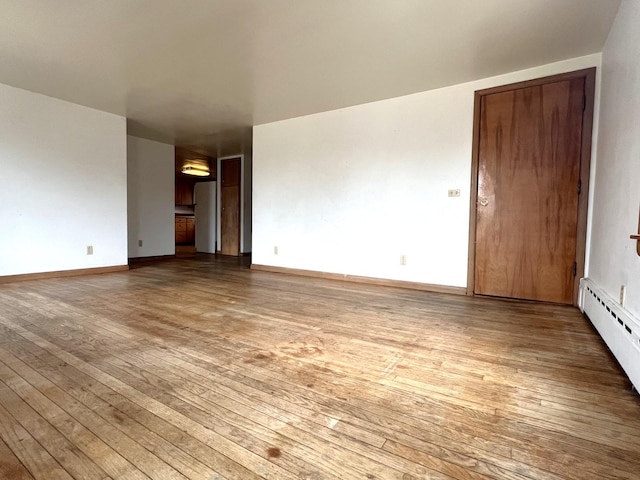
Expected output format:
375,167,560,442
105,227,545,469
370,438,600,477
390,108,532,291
7,280,636,478
1,339,226,480
0,381,104,480
135,322,636,476
0,437,35,480
0,406,64,480
0,316,297,480
4,338,254,480
0,359,148,480
0,345,189,480
0,255,639,480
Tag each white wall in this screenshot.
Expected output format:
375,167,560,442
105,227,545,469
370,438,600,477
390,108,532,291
127,136,175,258
253,54,601,287
588,0,640,318
0,82,127,276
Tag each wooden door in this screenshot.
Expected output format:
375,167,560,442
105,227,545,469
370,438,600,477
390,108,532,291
473,76,588,304
220,158,241,256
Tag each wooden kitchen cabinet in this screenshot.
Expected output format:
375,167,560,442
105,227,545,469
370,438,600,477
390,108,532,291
175,178,194,205
186,217,195,243
175,217,195,244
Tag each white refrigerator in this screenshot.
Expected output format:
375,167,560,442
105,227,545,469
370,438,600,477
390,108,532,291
194,181,217,253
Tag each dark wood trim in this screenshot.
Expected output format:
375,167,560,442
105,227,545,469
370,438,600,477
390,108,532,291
251,264,467,296
474,67,597,97
632,209,640,256
0,265,129,284
630,235,640,256
467,67,597,306
466,91,483,297
128,255,176,263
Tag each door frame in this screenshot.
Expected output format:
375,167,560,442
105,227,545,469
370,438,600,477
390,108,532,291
466,67,596,305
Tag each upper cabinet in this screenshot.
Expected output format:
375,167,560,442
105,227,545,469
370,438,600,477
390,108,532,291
175,177,194,205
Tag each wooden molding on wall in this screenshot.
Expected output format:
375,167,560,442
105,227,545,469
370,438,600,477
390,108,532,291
250,264,467,296
0,265,129,284
466,90,483,297
128,255,176,263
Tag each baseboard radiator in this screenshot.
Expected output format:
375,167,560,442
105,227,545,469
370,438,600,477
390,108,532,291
580,278,640,390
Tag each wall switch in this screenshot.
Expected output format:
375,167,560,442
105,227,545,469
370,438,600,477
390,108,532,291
138,240,143,247
274,246,279,255
86,245,93,255
400,255,407,266
620,285,626,306
448,189,461,197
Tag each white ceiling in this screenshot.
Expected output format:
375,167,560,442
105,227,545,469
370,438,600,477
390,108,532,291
0,0,620,155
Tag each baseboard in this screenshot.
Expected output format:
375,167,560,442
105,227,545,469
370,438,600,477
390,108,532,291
250,264,467,295
128,254,176,263
216,251,251,257
0,265,129,284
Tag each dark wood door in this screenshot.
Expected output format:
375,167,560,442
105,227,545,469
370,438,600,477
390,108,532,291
220,158,241,256
474,77,585,304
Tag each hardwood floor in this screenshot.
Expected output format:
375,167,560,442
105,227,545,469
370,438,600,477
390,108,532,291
0,255,639,480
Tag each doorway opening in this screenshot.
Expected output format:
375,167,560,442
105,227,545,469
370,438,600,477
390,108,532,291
175,147,216,254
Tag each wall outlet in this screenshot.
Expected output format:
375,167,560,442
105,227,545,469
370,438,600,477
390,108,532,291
138,240,143,247
400,254,407,266
274,246,279,255
620,285,626,306
448,189,461,197
86,245,93,255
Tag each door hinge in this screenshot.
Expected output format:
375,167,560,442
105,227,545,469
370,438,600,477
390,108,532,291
578,178,582,195
573,262,577,277
583,94,587,111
